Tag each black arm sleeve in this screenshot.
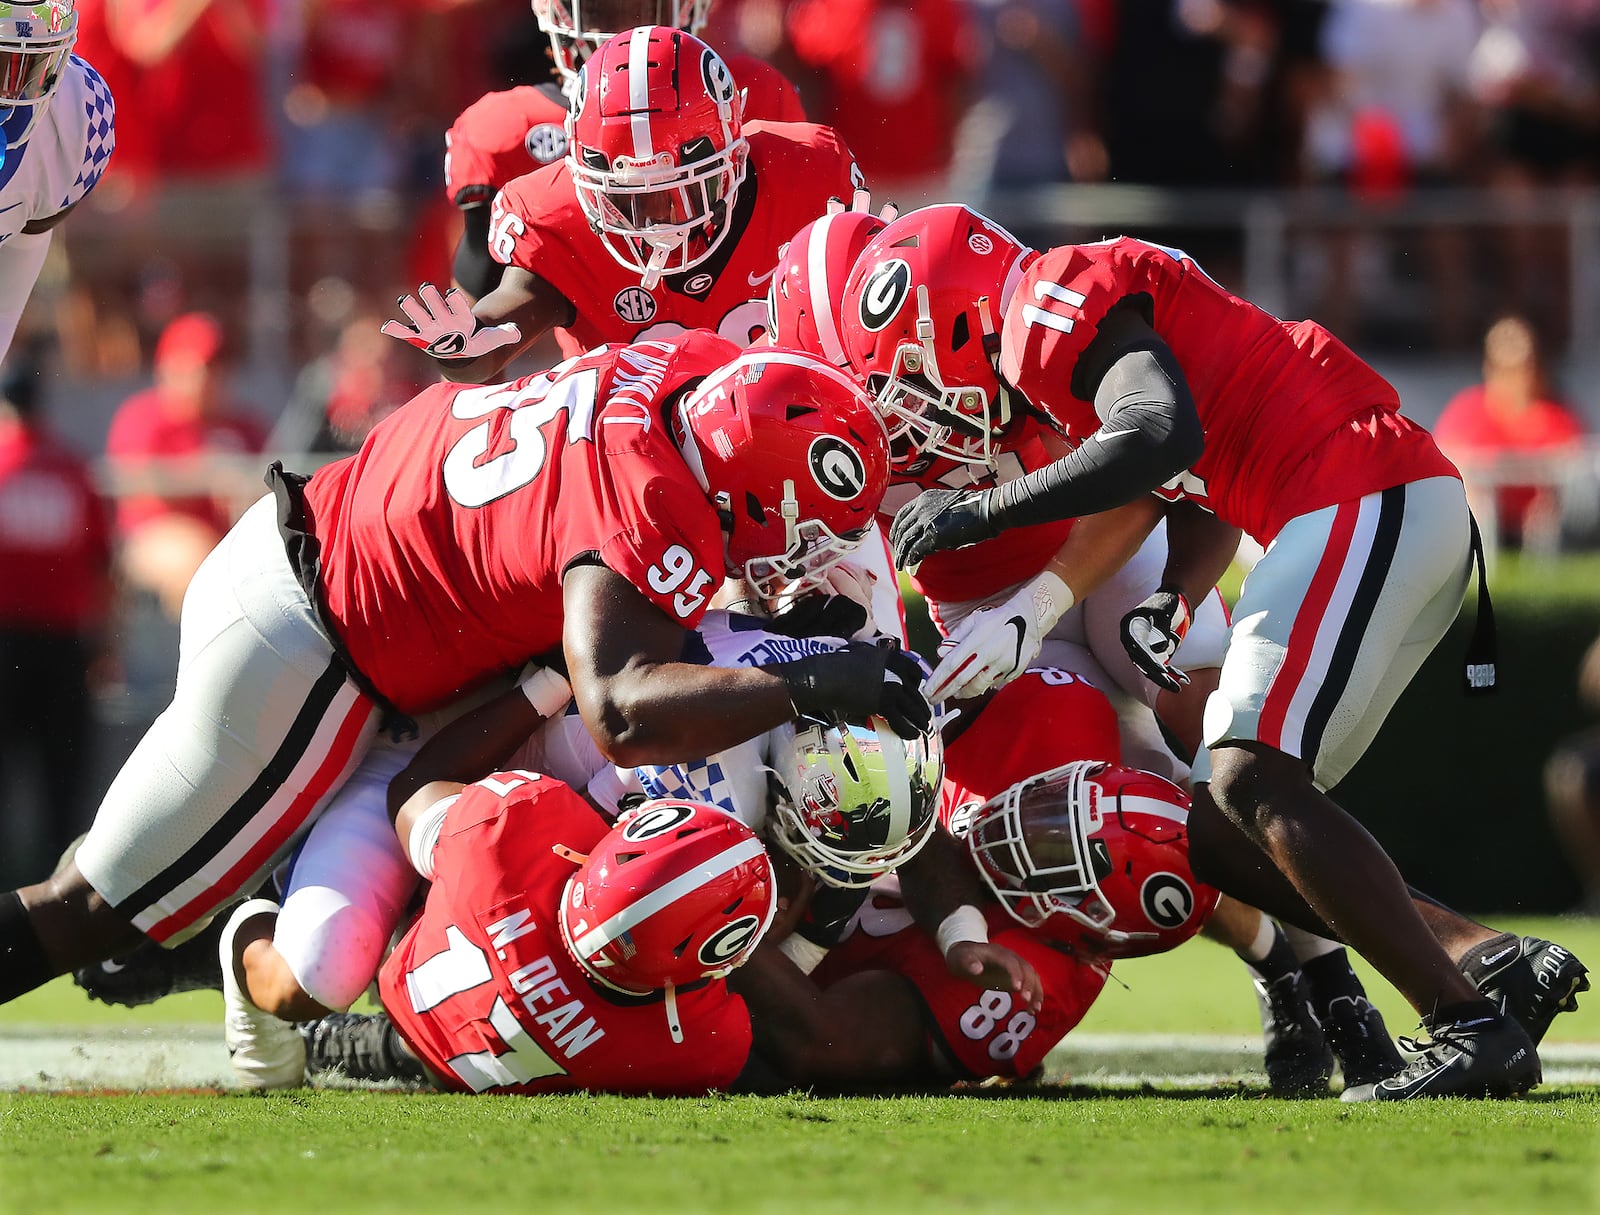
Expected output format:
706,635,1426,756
451,204,502,302
985,318,1203,528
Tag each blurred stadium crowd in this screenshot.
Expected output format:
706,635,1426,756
4,0,1600,896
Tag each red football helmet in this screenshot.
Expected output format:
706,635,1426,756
963,760,1219,959
566,26,747,289
766,192,898,368
532,0,711,83
838,204,1035,470
674,347,891,599
0,1,76,149
559,798,777,994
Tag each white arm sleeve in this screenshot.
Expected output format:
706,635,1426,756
0,229,52,362
405,794,459,879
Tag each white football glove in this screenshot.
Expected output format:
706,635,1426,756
381,283,522,361
924,571,1075,703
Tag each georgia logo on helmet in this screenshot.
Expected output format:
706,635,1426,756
673,347,890,601
767,190,900,368
0,0,77,150
770,709,944,888
558,798,777,998
532,0,712,84
964,759,1219,959
565,26,749,290
838,203,1036,471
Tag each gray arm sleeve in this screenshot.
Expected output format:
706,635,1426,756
985,336,1203,529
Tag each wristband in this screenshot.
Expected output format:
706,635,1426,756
519,666,572,719
778,933,831,976
936,904,990,958
1032,570,1076,633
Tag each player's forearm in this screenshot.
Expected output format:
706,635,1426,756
897,828,990,939
1159,500,1242,609
1041,496,1163,602
577,662,798,768
0,230,51,361
387,688,545,816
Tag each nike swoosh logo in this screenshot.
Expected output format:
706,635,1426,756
1004,615,1027,672
1479,946,1518,968
1093,426,1140,443
99,958,127,974
748,266,776,287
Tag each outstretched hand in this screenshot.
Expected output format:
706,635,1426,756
381,283,521,361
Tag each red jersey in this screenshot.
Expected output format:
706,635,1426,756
999,239,1460,544
0,422,110,632
103,390,266,536
303,331,734,713
939,666,1122,837
814,892,1105,1081
881,414,1075,608
444,57,804,208
813,667,1119,1080
490,121,860,359
380,771,754,1095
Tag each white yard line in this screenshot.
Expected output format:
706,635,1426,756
2,1027,1597,1093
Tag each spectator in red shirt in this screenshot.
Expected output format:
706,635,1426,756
784,0,978,205
1434,315,1586,549
106,312,266,618
0,357,113,887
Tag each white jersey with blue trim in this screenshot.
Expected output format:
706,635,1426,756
0,55,114,238
631,611,845,830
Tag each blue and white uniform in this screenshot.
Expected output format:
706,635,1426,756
0,53,113,357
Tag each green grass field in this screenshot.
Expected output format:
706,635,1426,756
3,916,1598,1213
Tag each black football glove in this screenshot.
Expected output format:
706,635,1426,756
765,592,870,642
771,637,932,739
1119,586,1193,694
889,487,998,569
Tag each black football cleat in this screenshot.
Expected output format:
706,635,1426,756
301,1012,432,1086
1255,970,1335,1096
1319,993,1406,1089
73,907,230,1007
1340,1012,1539,1101
1460,934,1589,1047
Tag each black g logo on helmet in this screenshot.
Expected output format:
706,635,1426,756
857,259,912,332
809,435,868,501
621,801,696,842
1139,873,1195,929
702,47,737,107
698,914,763,967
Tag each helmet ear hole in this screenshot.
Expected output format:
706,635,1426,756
950,312,971,351
743,492,766,525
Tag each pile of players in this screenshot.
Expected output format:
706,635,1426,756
1,0,1587,1103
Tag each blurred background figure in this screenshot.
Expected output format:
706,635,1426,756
968,0,1106,209
1434,314,1586,551
267,294,430,454
1469,0,1600,342
781,0,979,206
62,0,272,371
1300,0,1481,347
0,354,112,889
104,312,265,620
1547,632,1600,915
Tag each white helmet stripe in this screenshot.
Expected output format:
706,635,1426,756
628,25,654,163
1117,793,1189,825
572,834,768,959
806,212,848,367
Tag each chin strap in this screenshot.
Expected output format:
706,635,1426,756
663,981,684,1045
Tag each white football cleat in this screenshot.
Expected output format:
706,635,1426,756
220,899,306,1090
